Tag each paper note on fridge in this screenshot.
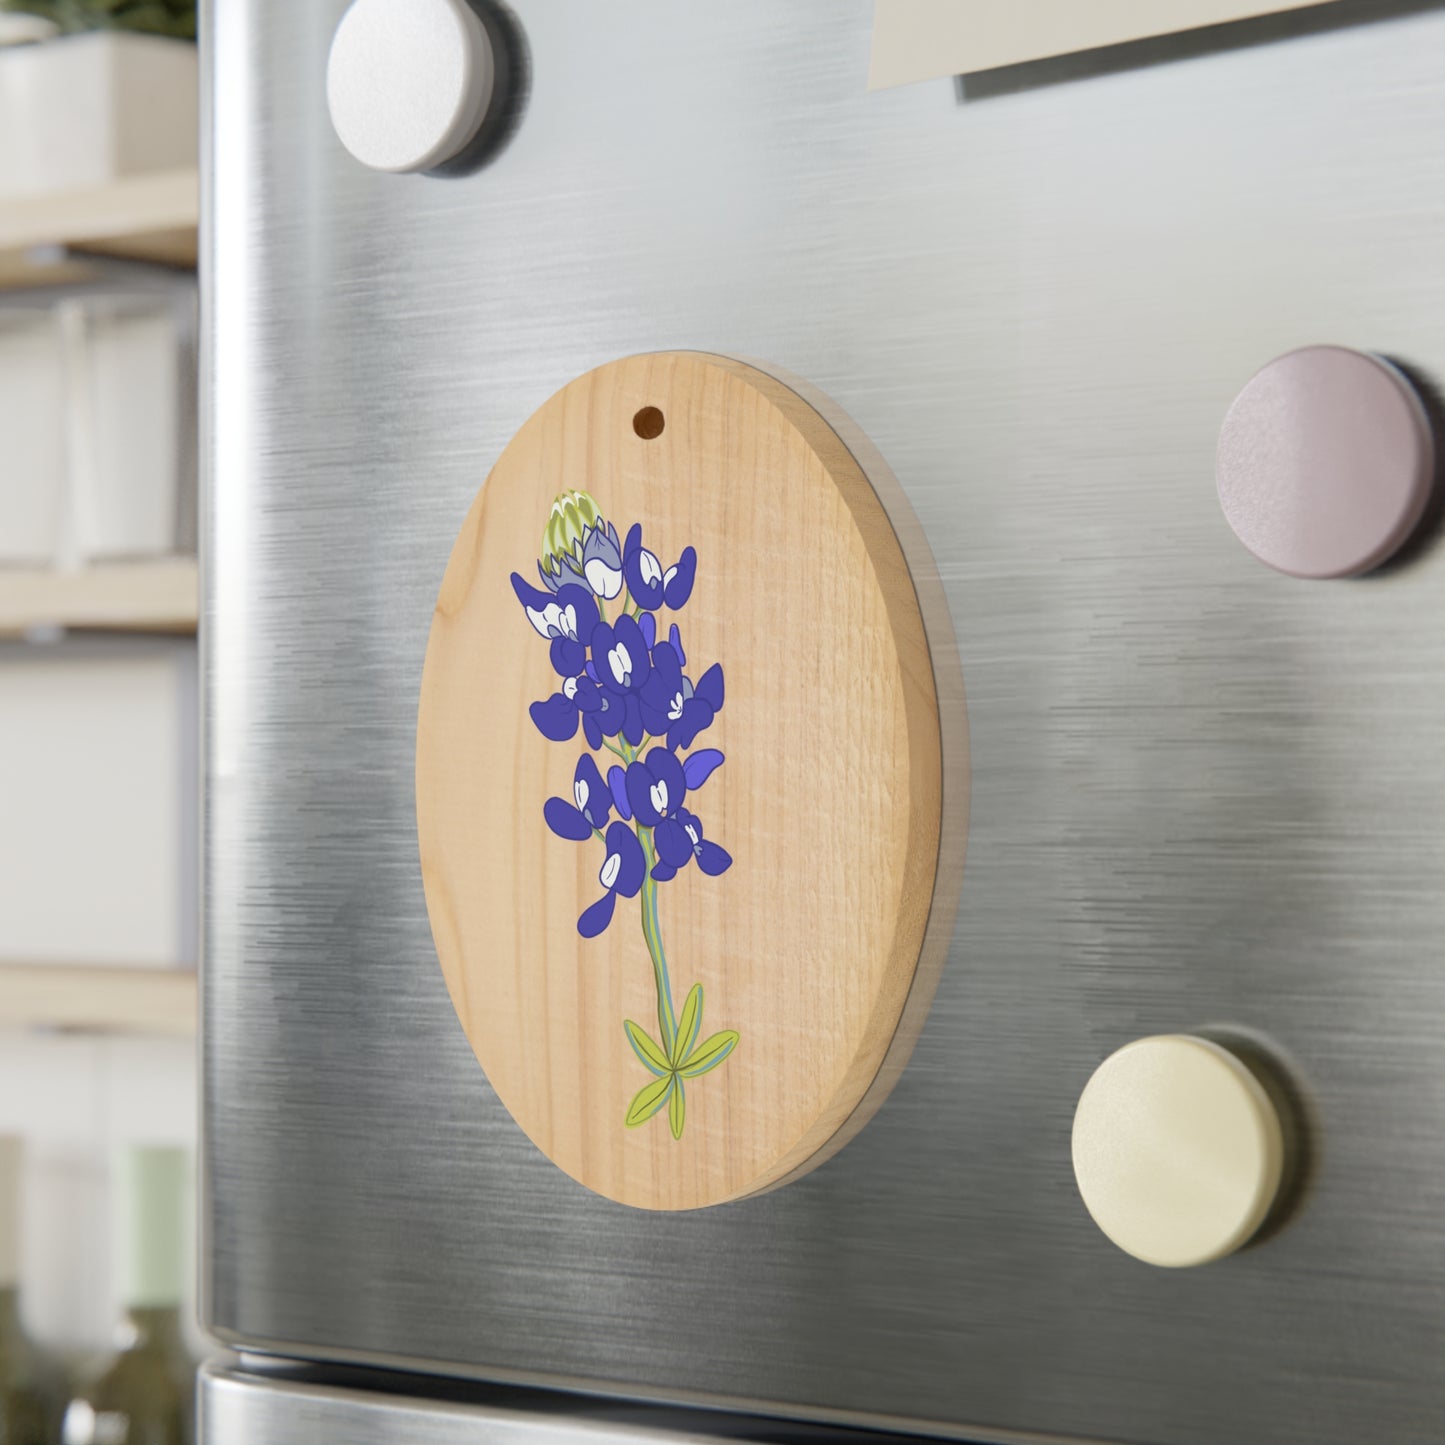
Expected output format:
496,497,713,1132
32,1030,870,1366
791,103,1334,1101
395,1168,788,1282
868,0,1334,88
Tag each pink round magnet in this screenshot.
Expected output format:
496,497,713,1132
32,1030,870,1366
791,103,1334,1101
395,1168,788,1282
1216,345,1435,579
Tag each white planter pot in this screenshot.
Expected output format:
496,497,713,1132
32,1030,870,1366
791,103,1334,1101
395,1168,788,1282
65,292,195,562
0,309,65,565
0,640,197,966
0,31,196,200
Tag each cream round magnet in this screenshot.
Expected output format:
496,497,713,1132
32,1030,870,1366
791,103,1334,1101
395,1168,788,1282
416,352,965,1210
1072,1034,1284,1267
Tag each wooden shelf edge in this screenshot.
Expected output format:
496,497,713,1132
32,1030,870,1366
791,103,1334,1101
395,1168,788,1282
0,963,196,1036
0,168,198,251
0,559,198,636
0,168,198,285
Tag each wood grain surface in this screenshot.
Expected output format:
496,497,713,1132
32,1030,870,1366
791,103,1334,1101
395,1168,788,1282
416,352,957,1209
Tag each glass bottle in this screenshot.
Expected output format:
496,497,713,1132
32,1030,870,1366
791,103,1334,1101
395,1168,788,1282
0,1135,60,1444
63,1146,193,1445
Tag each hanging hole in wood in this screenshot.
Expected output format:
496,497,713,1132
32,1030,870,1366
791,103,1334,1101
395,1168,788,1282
633,406,665,440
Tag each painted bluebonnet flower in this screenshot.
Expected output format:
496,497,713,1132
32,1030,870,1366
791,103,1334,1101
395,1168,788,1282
623,747,702,866
515,489,738,1137
585,614,653,747
590,614,651,695
623,524,696,612
511,576,605,742
512,575,598,650
609,751,722,825
530,677,602,743
638,642,724,752
650,806,732,883
578,822,646,938
579,522,624,600
543,755,612,840
538,490,625,601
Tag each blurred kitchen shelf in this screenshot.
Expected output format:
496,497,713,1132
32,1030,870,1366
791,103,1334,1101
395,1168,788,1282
0,963,196,1036
0,168,198,289
0,559,198,636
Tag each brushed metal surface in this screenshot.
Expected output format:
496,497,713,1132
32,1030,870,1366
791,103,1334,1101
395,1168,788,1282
198,1361,993,1445
203,3,1445,1444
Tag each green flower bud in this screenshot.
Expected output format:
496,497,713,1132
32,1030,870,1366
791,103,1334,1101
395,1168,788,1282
542,490,601,578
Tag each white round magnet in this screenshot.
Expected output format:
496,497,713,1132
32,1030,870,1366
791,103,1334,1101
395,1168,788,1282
1072,1034,1285,1268
327,0,495,174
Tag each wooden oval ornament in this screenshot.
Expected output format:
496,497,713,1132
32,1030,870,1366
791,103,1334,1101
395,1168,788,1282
417,352,951,1210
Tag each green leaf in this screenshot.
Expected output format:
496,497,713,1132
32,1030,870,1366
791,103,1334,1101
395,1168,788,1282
669,1076,686,1139
625,1074,674,1128
679,1030,739,1079
623,1019,669,1077
671,984,703,1067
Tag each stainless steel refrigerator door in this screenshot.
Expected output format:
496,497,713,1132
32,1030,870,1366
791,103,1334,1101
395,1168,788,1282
198,1362,935,1445
203,3,1445,1444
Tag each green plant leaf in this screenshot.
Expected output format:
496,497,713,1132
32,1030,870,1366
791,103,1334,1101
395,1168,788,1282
625,1074,674,1128
623,1019,669,1077
671,984,703,1067
679,1030,739,1079
669,1076,686,1139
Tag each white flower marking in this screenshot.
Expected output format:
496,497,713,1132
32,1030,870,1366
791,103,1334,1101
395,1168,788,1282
668,691,684,721
609,643,632,686
599,852,621,889
585,559,624,600
650,780,669,816
525,599,580,642
574,778,590,812
638,550,663,587
563,676,579,700
684,822,700,848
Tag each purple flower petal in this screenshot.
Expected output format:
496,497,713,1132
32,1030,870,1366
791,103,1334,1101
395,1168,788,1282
511,572,554,612
608,765,631,820
606,821,647,897
574,754,610,829
550,636,586,677
578,891,617,938
622,695,645,747
663,547,696,609
589,620,619,687
593,690,625,737
639,699,673,738
623,525,665,609
696,840,732,876
625,760,659,825
638,611,656,650
654,817,692,867
694,662,724,712
681,749,724,789
611,615,651,690
530,694,579,742
645,747,687,817
670,698,713,752
544,796,592,841
668,623,686,667
552,583,599,642
651,861,678,883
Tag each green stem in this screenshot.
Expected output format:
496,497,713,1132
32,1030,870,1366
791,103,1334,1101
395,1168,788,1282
637,826,677,1051
612,737,675,1049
